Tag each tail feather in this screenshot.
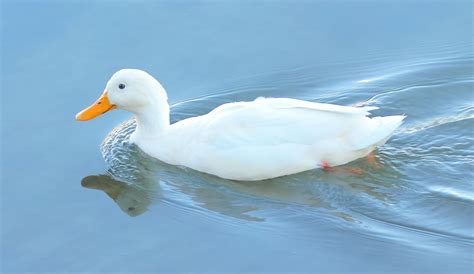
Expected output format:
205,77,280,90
350,115,406,150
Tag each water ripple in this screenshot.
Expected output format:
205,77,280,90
80,52,474,249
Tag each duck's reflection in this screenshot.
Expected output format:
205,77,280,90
82,118,399,221
80,172,266,221
80,152,398,222
81,175,153,217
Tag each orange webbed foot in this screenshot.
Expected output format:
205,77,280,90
367,153,382,169
321,160,331,171
347,167,364,175
321,161,364,175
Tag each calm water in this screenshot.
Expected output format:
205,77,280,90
2,1,473,273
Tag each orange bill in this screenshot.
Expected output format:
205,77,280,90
75,91,116,121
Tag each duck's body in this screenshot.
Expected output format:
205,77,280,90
77,69,405,181
132,98,404,180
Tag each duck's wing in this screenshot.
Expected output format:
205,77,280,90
199,98,387,148
257,97,379,116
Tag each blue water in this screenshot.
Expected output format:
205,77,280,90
2,1,473,273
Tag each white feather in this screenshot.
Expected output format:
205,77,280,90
99,70,406,181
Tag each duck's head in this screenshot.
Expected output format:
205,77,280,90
76,69,168,121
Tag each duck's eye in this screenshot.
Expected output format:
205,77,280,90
118,83,126,89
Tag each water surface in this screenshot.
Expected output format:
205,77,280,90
2,1,473,273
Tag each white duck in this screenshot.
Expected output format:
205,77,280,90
76,69,405,181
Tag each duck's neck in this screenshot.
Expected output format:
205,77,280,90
132,100,170,140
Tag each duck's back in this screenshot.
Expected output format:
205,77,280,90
164,98,405,180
